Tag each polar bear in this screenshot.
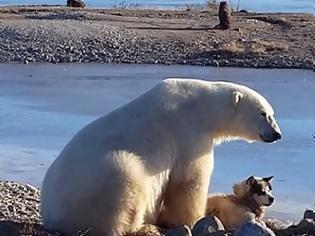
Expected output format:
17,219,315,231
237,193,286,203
41,79,281,236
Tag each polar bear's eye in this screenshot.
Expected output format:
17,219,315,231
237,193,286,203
260,112,267,118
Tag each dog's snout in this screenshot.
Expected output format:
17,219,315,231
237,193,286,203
273,131,281,140
269,196,275,204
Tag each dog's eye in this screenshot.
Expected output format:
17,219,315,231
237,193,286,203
260,112,267,117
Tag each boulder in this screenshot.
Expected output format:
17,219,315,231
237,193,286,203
234,220,275,236
303,209,315,221
67,0,86,8
192,216,225,236
275,219,315,236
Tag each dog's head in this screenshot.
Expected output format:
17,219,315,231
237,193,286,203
246,176,274,206
233,176,274,207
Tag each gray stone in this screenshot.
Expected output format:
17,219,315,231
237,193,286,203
234,220,275,236
67,0,86,8
192,216,225,236
274,219,315,236
303,209,315,220
166,225,192,236
264,218,293,231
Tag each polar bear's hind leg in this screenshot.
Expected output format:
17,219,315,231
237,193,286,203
105,151,149,236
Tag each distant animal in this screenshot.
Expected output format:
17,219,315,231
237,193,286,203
218,1,231,29
67,0,86,8
206,176,274,230
41,79,281,236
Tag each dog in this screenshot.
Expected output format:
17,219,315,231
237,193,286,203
206,176,274,230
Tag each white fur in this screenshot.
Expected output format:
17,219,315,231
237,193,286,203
253,186,274,206
41,79,281,236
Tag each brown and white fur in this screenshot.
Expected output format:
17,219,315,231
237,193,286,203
206,176,274,230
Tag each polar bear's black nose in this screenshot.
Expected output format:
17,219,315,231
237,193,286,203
273,131,282,140
269,196,275,204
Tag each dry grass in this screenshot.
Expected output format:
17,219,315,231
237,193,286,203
220,41,245,53
248,39,289,53
217,39,289,55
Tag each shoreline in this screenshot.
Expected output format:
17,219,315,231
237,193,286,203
0,6,314,70
0,180,314,236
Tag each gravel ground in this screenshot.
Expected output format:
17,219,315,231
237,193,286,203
0,181,59,235
0,181,40,224
0,181,314,236
0,7,314,69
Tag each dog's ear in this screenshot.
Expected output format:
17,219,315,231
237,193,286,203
263,176,274,182
246,176,256,185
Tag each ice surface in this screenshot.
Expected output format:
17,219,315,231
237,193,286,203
0,64,314,220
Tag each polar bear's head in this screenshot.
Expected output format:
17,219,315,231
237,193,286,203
160,79,281,144
226,85,282,143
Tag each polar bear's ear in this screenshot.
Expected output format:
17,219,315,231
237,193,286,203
232,91,244,105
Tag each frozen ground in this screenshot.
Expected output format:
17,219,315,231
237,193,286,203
0,63,314,221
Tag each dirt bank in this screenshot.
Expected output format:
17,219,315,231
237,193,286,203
0,6,314,69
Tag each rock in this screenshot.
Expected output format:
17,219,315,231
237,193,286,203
303,209,315,221
234,220,275,236
67,0,86,8
212,60,220,67
238,9,249,13
192,216,225,236
218,1,231,30
275,219,315,236
264,218,293,231
166,225,192,236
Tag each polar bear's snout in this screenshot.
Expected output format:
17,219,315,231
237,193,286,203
259,129,281,143
259,115,282,143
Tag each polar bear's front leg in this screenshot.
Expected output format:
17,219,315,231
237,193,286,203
157,153,214,228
